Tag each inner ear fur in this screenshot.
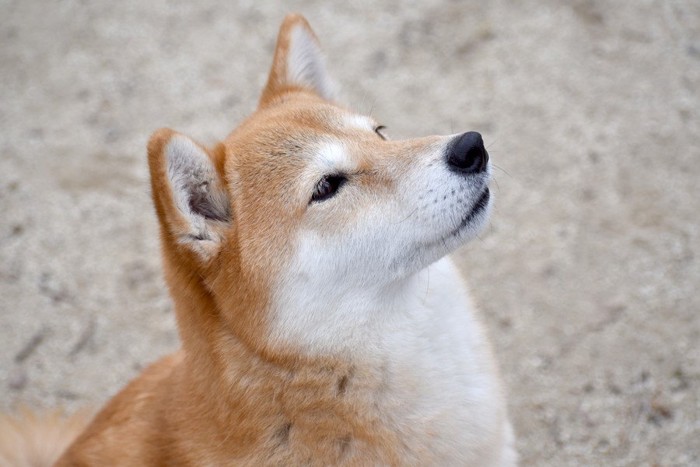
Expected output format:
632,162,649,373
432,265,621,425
148,128,231,259
259,13,335,106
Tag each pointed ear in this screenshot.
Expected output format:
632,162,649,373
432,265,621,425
148,129,231,260
259,14,335,106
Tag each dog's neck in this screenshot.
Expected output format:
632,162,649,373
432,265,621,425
163,269,403,462
153,253,495,463
161,248,375,392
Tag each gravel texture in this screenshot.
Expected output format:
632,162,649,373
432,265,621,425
1,1,698,465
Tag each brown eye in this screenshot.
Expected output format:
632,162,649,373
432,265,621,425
374,125,388,140
311,175,346,203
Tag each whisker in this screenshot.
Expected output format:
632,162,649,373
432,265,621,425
491,164,512,178
391,206,419,225
367,96,378,118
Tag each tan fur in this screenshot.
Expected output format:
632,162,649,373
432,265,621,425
6,14,510,466
0,409,91,467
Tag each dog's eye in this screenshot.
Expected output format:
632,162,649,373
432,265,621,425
311,175,346,203
374,125,388,140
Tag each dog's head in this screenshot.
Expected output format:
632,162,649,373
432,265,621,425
147,14,492,358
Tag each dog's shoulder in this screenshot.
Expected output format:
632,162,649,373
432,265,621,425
56,352,184,466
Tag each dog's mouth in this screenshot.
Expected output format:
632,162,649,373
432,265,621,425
394,186,491,273
450,187,491,237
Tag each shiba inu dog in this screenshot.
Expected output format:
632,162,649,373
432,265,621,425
0,14,516,466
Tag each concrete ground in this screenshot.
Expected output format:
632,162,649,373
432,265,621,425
1,0,698,465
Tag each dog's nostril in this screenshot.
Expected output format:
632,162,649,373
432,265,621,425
446,131,489,174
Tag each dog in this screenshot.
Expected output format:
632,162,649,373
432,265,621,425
0,14,516,466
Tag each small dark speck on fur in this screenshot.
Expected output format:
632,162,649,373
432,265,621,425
337,375,349,395
338,434,352,457
274,422,292,445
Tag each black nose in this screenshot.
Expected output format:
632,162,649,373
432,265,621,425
446,131,489,174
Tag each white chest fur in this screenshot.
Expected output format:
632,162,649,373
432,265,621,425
270,256,515,465
375,258,511,465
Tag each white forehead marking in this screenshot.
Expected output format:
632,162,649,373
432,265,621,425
344,114,374,132
315,141,356,173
